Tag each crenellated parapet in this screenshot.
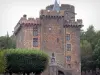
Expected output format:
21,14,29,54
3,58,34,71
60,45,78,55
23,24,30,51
40,10,65,19
18,15,40,25
60,4,75,13
14,15,40,35
46,5,54,10
46,4,75,13
64,19,83,28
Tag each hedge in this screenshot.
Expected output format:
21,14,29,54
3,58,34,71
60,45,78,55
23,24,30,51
0,49,49,74
0,50,6,73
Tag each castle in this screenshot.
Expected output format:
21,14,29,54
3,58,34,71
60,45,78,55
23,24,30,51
14,0,83,75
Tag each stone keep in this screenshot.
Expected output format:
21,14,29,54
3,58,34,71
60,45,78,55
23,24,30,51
14,1,83,75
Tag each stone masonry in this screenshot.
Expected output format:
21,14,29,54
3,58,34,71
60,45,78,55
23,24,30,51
14,0,83,75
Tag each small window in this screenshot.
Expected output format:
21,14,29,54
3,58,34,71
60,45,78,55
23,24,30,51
66,56,71,61
66,34,70,41
66,44,71,51
33,38,38,47
33,26,38,36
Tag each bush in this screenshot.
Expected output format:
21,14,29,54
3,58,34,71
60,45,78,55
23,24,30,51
5,49,49,74
0,50,6,73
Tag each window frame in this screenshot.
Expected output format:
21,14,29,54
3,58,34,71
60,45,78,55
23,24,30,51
33,26,38,36
33,38,38,47
66,44,71,51
66,34,70,41
66,56,71,61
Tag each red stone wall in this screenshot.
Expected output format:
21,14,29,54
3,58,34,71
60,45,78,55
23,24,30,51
65,27,81,75
23,25,41,49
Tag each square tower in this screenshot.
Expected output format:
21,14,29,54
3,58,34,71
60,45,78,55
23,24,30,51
40,4,83,75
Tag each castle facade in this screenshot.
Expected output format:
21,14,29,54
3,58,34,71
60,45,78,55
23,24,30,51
14,0,83,75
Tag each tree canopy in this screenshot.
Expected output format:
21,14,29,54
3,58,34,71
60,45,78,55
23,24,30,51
81,25,100,71
0,34,16,49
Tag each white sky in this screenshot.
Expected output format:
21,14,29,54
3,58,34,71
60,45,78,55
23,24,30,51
0,0,100,36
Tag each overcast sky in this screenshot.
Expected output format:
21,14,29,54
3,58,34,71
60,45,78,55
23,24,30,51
0,0,100,36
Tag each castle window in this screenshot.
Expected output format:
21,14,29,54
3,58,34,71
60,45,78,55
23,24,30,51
33,38,38,47
66,44,71,51
66,34,70,41
66,56,71,61
33,26,38,36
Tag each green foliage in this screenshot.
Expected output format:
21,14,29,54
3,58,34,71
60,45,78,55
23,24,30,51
5,49,49,74
81,40,92,57
0,50,6,73
0,49,49,74
81,39,93,71
0,35,16,49
81,25,96,50
93,39,100,68
80,25,100,71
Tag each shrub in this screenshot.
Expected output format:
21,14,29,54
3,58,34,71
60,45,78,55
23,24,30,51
0,50,6,73
5,49,49,74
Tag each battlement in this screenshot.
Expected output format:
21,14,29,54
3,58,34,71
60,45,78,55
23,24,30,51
46,4,75,13
46,5,54,10
60,4,75,13
64,19,83,27
18,15,40,25
40,10,64,18
14,15,40,34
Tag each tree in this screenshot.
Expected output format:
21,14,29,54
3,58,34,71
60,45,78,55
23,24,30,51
80,29,86,41
0,35,16,49
81,40,92,57
85,25,96,49
0,50,6,73
93,39,100,68
80,25,100,71
81,40,94,70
